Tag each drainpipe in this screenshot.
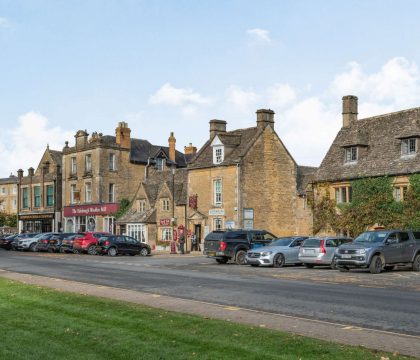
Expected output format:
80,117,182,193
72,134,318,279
144,157,151,180
236,161,241,228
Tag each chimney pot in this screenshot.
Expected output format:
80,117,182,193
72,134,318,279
209,119,227,138
256,109,275,129
168,132,176,162
342,95,358,127
115,122,131,149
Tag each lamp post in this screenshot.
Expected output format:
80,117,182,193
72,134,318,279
170,164,177,254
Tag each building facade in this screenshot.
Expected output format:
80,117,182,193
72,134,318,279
312,95,420,235
62,123,189,234
17,147,62,233
0,175,18,215
187,109,316,246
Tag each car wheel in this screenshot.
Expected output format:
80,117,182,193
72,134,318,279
304,263,314,269
235,250,247,265
412,254,420,271
29,243,37,252
273,253,285,268
369,255,383,274
108,247,117,257
330,257,337,270
48,247,54,253
216,258,228,264
87,245,97,256
338,266,349,272
73,249,79,254
140,247,149,257
384,265,395,271
59,247,65,254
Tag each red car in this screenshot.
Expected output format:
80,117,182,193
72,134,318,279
72,232,110,255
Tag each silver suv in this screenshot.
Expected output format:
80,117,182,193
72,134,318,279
298,236,352,269
246,237,308,267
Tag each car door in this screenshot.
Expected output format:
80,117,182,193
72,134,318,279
382,232,400,263
289,239,304,262
125,236,139,254
398,232,413,262
115,236,129,254
325,238,338,263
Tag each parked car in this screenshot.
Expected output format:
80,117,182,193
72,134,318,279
204,229,277,265
335,230,420,274
246,236,308,267
16,233,46,251
0,234,19,250
96,235,151,257
36,233,61,251
73,232,111,255
60,233,84,253
47,233,77,253
11,233,39,250
298,236,352,269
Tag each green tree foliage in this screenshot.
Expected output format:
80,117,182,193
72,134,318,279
0,213,17,228
113,198,131,219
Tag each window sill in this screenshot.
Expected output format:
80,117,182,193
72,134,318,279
343,161,357,166
401,154,416,159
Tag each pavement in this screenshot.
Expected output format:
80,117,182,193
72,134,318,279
1,250,419,358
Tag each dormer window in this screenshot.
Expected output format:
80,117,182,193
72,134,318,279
156,158,165,171
213,146,224,164
401,138,416,156
344,147,358,163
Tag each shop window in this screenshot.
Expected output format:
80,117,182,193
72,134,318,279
161,228,172,241
34,186,41,208
87,217,96,231
128,223,147,243
46,185,54,206
104,217,115,233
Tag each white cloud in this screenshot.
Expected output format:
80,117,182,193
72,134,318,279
247,28,271,45
225,85,261,114
330,57,420,117
267,83,296,108
149,83,211,116
0,112,73,176
0,17,10,28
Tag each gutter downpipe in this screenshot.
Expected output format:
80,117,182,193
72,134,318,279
144,157,151,180
236,160,241,229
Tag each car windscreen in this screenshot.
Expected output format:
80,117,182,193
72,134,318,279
302,238,322,247
269,238,293,246
354,231,388,243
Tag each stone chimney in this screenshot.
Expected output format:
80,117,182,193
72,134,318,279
28,167,34,177
115,122,131,149
75,130,89,149
209,119,227,138
342,95,358,127
256,109,275,129
168,132,176,162
17,169,24,178
184,143,197,155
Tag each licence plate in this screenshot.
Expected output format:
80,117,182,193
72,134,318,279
341,254,352,259
304,249,314,254
207,252,216,257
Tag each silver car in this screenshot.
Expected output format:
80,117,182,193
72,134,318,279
246,237,308,267
298,236,352,269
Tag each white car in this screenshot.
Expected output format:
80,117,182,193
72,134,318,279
16,233,45,252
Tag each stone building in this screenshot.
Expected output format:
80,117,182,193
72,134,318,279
0,175,18,215
62,122,189,233
116,168,189,249
17,146,62,233
187,109,316,246
312,95,420,235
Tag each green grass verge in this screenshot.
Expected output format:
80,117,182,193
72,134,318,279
0,277,412,360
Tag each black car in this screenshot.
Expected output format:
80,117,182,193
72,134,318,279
36,233,61,252
59,233,83,253
48,233,78,253
0,234,18,250
96,235,151,257
204,229,277,265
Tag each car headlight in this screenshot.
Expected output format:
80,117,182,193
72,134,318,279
261,251,273,256
357,249,367,255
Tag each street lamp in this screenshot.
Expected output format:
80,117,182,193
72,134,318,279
170,164,177,254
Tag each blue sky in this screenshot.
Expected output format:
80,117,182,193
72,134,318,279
1,0,420,175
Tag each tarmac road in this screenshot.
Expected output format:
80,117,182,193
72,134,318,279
1,250,419,337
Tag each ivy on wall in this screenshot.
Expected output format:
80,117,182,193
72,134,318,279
312,175,420,236
113,198,131,219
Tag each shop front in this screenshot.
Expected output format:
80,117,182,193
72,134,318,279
63,203,119,233
19,213,55,233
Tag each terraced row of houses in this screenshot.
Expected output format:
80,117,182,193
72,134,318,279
2,95,420,249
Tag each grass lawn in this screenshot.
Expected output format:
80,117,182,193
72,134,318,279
0,278,412,360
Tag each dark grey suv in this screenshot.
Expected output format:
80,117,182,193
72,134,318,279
204,229,277,265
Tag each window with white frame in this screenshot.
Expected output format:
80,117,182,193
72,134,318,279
12,186,17,194
161,228,172,241
70,184,79,204
108,183,115,202
156,158,165,171
394,186,408,202
214,218,223,231
1,187,6,195
85,154,92,173
139,199,146,212
161,198,170,211
213,179,222,205
85,182,92,203
127,223,147,243
109,153,116,171
401,138,416,156
345,147,358,163
334,186,352,204
71,157,77,175
12,199,17,209
213,146,224,164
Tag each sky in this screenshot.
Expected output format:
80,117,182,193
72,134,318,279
1,0,420,176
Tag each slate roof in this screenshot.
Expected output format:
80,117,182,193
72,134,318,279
0,176,18,185
116,208,156,224
315,107,420,182
297,166,317,195
188,127,261,169
49,150,63,167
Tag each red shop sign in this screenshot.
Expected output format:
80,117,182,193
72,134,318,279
160,218,171,226
63,203,119,217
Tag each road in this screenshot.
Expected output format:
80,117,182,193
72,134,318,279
1,250,419,337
